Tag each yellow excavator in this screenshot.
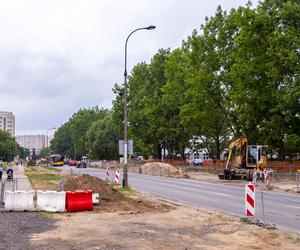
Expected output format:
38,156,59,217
219,136,267,181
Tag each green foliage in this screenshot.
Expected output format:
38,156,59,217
51,107,109,159
51,0,300,160
0,130,19,161
227,0,300,158
17,145,30,159
39,147,51,158
50,122,73,158
128,49,177,158
123,0,300,159
87,112,119,160
180,7,233,159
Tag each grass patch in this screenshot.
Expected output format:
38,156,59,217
25,166,61,173
24,165,64,190
40,211,54,218
115,186,135,196
268,231,279,239
285,233,300,245
42,166,62,172
108,182,135,196
26,173,62,181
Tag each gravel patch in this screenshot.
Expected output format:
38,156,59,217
0,212,56,250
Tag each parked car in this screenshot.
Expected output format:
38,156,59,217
69,160,77,166
76,160,87,168
190,158,203,166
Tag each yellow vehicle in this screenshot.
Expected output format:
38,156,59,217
219,136,268,181
50,154,64,167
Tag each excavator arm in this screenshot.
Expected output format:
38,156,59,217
224,136,248,170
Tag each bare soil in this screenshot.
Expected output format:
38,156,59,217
15,172,299,249
63,174,173,213
29,196,300,250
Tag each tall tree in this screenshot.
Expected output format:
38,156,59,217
228,0,300,158
127,49,171,158
51,107,108,159
180,6,232,159
50,122,73,157
160,48,191,159
87,112,119,160
0,130,19,161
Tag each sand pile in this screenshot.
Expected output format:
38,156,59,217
141,162,179,176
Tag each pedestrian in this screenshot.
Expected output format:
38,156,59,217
6,166,13,181
0,163,3,180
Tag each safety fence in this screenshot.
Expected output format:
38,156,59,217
0,177,99,212
254,187,300,227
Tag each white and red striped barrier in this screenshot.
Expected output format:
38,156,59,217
245,184,255,218
114,168,120,185
264,170,273,186
105,167,110,181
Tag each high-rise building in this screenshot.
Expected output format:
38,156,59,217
16,135,47,154
0,111,15,136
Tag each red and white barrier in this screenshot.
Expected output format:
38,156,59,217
264,170,273,186
245,184,255,218
105,167,110,181
114,168,120,185
66,190,93,212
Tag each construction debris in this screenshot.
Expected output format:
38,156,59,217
240,217,277,230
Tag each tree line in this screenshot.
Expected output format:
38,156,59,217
0,130,29,161
51,0,300,160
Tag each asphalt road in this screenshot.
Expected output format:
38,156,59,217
61,166,300,233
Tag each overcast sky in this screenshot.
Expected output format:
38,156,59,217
0,0,258,135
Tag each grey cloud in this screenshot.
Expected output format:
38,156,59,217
0,0,259,134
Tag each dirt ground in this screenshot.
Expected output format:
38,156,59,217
18,173,299,249
63,174,172,213
29,193,300,250
22,168,299,249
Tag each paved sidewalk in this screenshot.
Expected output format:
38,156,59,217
11,164,33,191
0,165,33,207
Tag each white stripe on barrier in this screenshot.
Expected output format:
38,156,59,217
114,169,120,185
36,190,66,212
4,190,35,211
105,167,110,181
92,193,99,204
264,170,273,186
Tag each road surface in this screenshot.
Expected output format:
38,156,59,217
61,166,300,233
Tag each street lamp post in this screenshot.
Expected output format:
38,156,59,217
123,25,156,187
46,127,56,166
46,127,56,149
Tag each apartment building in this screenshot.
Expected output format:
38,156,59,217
0,111,15,136
16,135,47,154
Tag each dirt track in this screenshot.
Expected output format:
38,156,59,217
7,168,298,249
28,195,300,250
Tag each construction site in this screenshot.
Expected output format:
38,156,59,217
0,160,299,250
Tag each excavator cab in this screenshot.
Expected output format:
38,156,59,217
246,145,267,168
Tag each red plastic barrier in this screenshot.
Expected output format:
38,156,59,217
66,190,93,212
